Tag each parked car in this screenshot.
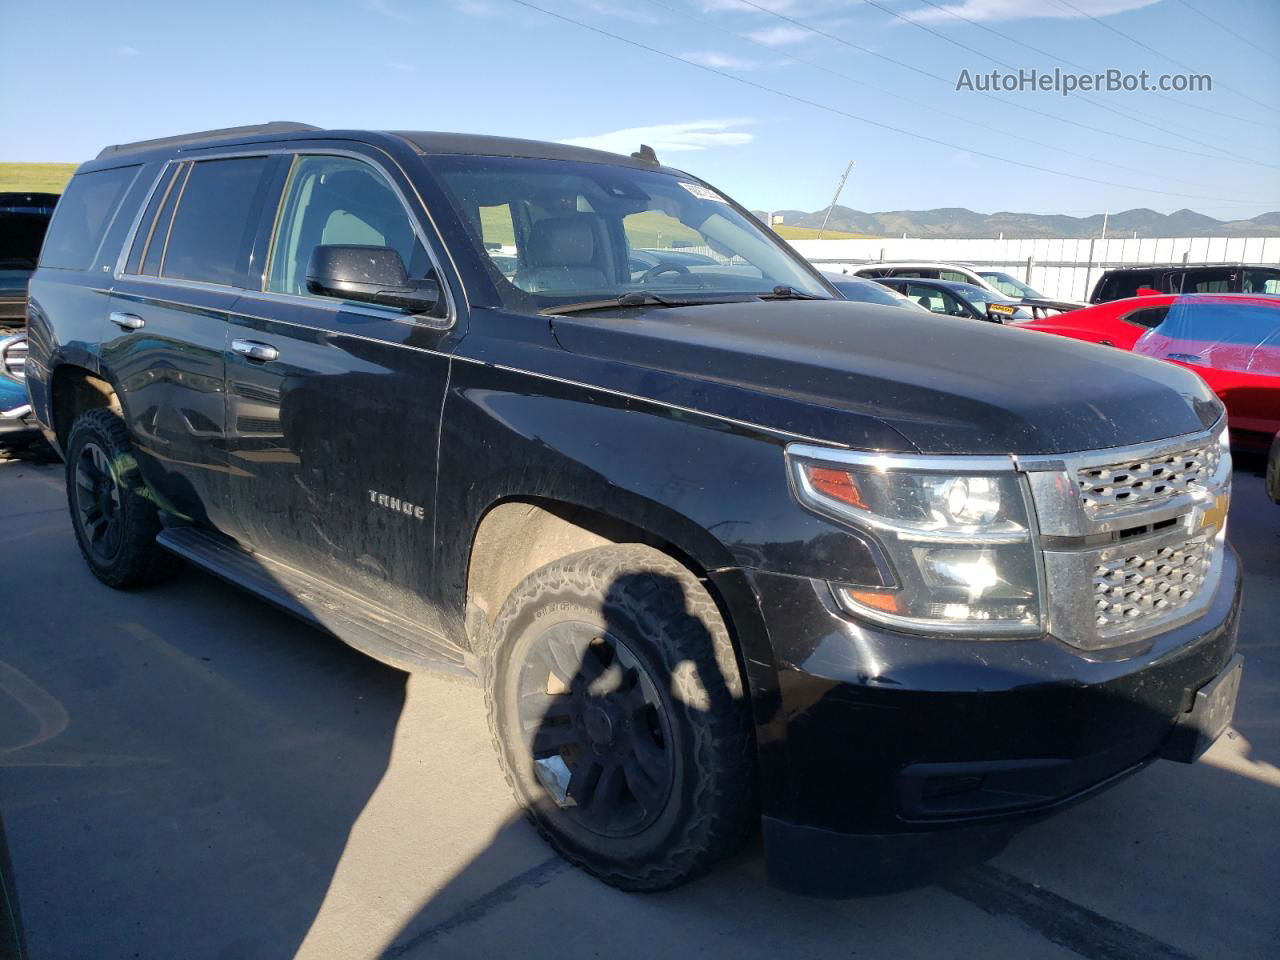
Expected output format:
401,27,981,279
1020,294,1279,453
873,276,1030,322
821,271,925,309
27,123,1242,896
852,262,1080,315
0,192,58,333
1089,263,1280,304
0,333,37,446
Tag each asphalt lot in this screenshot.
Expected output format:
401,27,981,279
1,447,1277,960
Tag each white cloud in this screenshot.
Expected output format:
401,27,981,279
365,0,412,22
561,120,755,155
113,45,140,58
681,49,763,70
743,24,812,46
901,0,1160,24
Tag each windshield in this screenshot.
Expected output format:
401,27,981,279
429,155,830,311
979,271,1042,299
949,282,1017,307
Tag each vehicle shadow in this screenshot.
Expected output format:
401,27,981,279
0,487,409,960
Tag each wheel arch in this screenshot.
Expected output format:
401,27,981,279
48,362,122,452
463,495,738,655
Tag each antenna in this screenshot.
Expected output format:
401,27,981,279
818,160,856,240
631,144,659,165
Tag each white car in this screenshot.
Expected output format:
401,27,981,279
850,261,1085,314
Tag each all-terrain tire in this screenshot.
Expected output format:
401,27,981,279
64,408,175,589
484,544,754,892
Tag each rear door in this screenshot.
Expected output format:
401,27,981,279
103,154,276,531
222,147,461,633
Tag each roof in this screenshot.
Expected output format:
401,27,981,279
90,123,684,175
1099,263,1278,272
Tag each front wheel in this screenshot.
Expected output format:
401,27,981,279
484,545,753,891
64,408,175,588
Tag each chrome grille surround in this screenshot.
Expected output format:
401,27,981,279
0,333,26,382
1076,440,1220,516
1018,419,1230,652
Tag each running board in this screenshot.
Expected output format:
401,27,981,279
157,526,476,682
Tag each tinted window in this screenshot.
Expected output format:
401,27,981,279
1172,269,1233,294
162,157,268,285
1242,269,1280,295
127,164,181,275
268,155,428,298
1099,271,1157,301
1121,305,1170,329
39,165,138,270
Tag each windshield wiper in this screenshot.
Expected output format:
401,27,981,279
542,292,748,315
756,285,827,301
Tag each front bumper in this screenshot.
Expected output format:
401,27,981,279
726,545,1242,894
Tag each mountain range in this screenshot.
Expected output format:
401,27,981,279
754,205,1280,239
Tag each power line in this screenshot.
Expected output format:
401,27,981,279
1053,0,1278,112
1172,0,1271,58
727,0,1277,171
639,0,1254,195
506,0,1265,205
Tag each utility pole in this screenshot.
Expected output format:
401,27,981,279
818,160,855,240
1100,210,1109,241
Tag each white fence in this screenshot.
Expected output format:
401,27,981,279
792,235,1280,302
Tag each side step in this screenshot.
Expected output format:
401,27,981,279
157,526,476,682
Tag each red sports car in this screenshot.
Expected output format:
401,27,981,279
1020,294,1280,464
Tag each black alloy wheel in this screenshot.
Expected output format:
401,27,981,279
517,621,675,838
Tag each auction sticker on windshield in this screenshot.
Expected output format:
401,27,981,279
678,182,728,203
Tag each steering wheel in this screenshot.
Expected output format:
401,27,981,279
640,262,691,283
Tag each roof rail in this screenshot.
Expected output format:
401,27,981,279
96,121,320,159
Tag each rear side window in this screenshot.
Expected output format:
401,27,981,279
1098,271,1157,301
161,156,269,285
1120,306,1170,329
39,165,138,270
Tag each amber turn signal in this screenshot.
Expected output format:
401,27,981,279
805,465,868,510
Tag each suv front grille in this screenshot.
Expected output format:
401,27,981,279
1093,536,1210,637
1076,441,1220,515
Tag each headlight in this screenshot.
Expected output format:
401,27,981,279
787,446,1042,636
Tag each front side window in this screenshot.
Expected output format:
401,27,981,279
981,271,1042,299
430,155,828,310
39,165,138,271
161,156,268,285
267,155,429,300
903,283,967,316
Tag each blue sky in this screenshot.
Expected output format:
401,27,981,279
3,0,1278,219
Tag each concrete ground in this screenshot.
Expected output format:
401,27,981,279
1,449,1277,960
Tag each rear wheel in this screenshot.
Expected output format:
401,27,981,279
484,544,753,891
64,408,175,588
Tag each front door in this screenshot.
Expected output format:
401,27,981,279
103,155,274,531
223,151,459,633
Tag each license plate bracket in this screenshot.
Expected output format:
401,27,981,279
1162,654,1243,763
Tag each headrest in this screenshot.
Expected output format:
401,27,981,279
527,216,597,268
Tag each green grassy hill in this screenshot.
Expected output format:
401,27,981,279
0,162,77,193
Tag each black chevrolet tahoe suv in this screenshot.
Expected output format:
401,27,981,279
25,123,1243,895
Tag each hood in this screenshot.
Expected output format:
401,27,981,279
549,299,1221,455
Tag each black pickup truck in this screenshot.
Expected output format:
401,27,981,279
24,124,1242,895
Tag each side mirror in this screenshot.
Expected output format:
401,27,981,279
306,245,442,315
